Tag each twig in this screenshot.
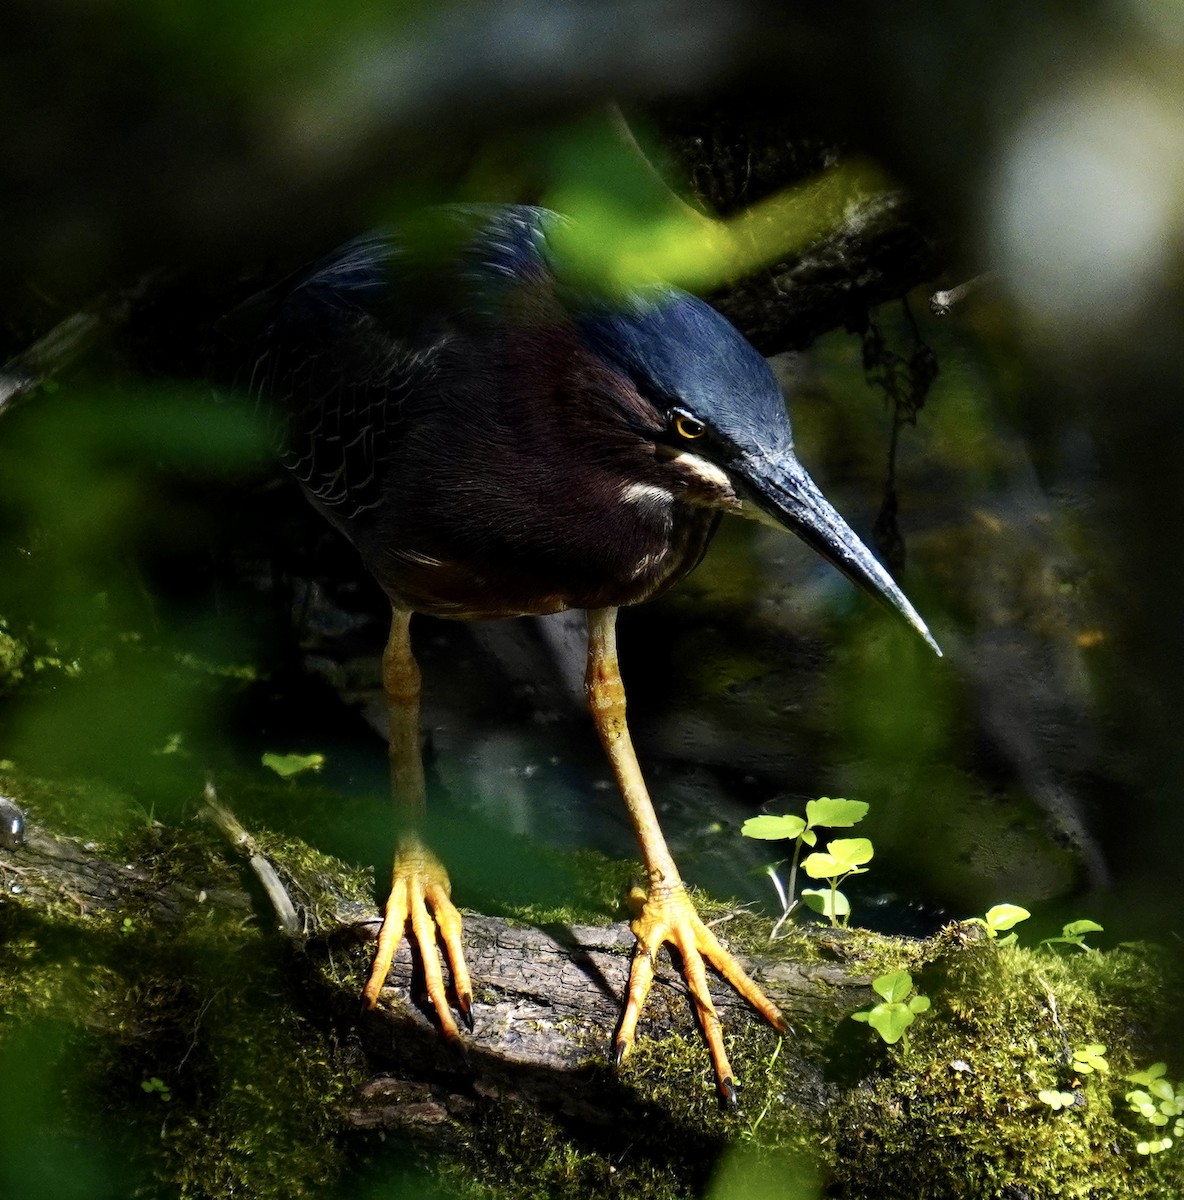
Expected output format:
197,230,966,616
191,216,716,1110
929,271,997,317
201,779,301,936
1035,972,1072,1063
0,312,105,418
0,275,157,420
176,988,224,1072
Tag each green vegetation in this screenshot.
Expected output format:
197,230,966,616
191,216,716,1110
1043,918,1107,952
823,935,1183,1198
850,970,931,1045
1126,1063,1184,1156
2,761,1183,1199
741,797,871,932
966,902,1031,946
738,798,1184,1194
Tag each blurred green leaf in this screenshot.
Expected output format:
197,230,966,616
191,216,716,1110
124,0,426,94
1127,1063,1169,1087
0,1021,129,1200
0,384,268,641
707,1142,823,1200
262,751,326,779
544,119,887,300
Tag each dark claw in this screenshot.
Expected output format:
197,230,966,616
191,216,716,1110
459,992,475,1032
721,1076,738,1108
451,1035,472,1068
613,1039,628,1069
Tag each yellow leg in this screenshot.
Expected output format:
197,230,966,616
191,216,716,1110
586,607,786,1102
361,608,472,1037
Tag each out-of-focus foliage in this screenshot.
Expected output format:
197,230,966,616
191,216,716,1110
0,385,269,806
547,146,886,297
0,1022,133,1200
706,1143,822,1200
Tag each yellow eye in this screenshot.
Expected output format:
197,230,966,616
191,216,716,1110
673,412,705,440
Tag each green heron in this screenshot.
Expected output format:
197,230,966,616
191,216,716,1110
242,204,939,1102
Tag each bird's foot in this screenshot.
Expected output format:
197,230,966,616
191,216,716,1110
361,837,473,1040
615,881,786,1104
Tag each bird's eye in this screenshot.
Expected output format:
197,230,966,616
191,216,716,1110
672,411,706,440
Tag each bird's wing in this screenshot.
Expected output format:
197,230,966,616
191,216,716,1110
238,207,566,527
240,231,451,526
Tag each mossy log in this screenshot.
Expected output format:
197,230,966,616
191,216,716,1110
1,812,869,1131
2,791,1181,1199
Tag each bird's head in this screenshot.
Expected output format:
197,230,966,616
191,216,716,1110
578,289,941,656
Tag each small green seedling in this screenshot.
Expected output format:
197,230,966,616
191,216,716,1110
851,969,930,1045
1125,1063,1184,1154
801,837,874,928
1071,1043,1109,1075
262,751,326,780
1037,1045,1108,1114
1040,918,1104,952
742,797,869,934
141,1076,172,1102
967,903,1030,946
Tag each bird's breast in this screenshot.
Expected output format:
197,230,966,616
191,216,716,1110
359,471,720,620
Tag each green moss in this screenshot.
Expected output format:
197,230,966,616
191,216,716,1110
254,825,376,917
813,933,1184,1198
0,885,365,1199
0,764,370,1199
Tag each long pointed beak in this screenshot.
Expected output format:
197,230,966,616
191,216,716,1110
736,451,942,657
